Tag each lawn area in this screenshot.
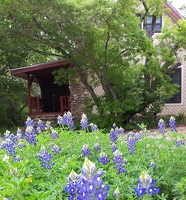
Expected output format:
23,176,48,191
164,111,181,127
0,113,186,200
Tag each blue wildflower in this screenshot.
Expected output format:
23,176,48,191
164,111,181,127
37,146,54,169
25,126,38,146
113,150,127,174
0,137,16,156
50,129,59,140
51,144,62,154
65,157,109,200
114,187,121,199
25,117,35,128
94,143,101,151
16,128,24,139
158,119,166,134
90,123,99,132
80,113,89,130
175,138,185,147
82,144,92,157
169,116,177,132
37,119,45,133
149,161,156,168
45,121,52,130
58,112,74,130
134,171,160,197
127,132,139,154
109,128,118,143
14,155,23,162
111,143,117,152
98,152,110,165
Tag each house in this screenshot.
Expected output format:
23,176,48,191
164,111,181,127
11,2,186,122
159,3,186,116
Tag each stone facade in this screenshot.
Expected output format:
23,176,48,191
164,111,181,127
69,79,90,120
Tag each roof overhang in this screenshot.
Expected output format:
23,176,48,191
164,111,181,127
11,60,71,83
164,2,184,22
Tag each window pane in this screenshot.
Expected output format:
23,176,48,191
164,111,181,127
144,17,162,33
166,68,181,103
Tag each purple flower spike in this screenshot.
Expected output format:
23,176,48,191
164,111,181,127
134,171,160,197
25,117,35,128
175,138,185,147
58,112,74,130
94,143,101,151
169,116,177,132
37,146,54,169
111,143,117,152
90,123,99,132
149,161,156,168
65,158,110,199
80,113,89,130
158,119,166,134
37,119,45,133
113,150,127,174
127,132,139,154
82,144,92,157
98,152,110,165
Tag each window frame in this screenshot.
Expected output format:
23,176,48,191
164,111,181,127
166,68,182,104
143,17,162,33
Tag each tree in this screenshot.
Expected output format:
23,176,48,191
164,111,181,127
0,0,186,126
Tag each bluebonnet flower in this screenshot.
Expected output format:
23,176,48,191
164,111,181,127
37,119,45,133
111,143,117,152
98,152,110,165
50,129,59,140
25,117,35,128
134,171,160,197
37,146,54,169
51,144,62,154
110,124,124,144
149,161,156,168
25,126,38,146
0,137,16,156
113,150,127,174
94,143,101,151
45,121,52,130
14,155,23,162
80,113,89,130
110,128,118,143
114,187,121,199
58,112,74,130
16,128,23,140
65,157,110,200
17,140,26,149
158,119,166,134
169,116,177,132
65,170,80,199
175,138,185,147
127,132,139,154
82,144,92,157
90,123,99,132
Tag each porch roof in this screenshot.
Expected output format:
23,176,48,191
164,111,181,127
11,60,71,82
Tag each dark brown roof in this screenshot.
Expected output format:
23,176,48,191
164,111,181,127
11,60,71,82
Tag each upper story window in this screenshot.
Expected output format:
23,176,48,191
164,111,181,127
166,68,182,104
144,17,162,33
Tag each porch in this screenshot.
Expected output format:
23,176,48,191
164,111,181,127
30,95,70,116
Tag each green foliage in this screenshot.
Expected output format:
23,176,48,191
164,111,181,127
0,0,186,125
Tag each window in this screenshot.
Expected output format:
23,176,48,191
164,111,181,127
144,17,162,33
166,68,181,103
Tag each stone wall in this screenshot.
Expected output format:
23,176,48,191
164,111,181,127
69,79,90,120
